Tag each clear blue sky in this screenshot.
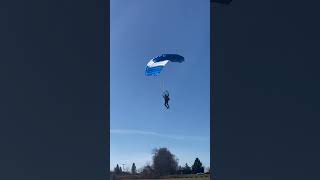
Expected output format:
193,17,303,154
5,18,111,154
110,0,210,171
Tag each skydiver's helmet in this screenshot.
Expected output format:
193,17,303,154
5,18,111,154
162,90,169,97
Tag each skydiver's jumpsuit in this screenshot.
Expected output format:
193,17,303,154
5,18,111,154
163,94,170,109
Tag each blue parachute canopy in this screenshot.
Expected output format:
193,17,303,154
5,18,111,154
145,54,184,76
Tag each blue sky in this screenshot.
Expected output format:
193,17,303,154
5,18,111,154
110,0,210,171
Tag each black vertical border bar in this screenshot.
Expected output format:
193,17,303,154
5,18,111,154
100,0,110,177
210,1,216,179
97,0,109,177
105,0,110,177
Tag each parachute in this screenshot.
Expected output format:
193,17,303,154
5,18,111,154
145,54,184,109
145,54,184,76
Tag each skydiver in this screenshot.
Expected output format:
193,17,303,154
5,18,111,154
163,92,170,109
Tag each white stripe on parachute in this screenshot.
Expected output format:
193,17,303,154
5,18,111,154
146,59,169,68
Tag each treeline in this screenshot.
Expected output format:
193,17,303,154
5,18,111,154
111,147,211,179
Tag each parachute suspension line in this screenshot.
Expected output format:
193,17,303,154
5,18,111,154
158,76,164,94
145,54,184,95
162,79,164,93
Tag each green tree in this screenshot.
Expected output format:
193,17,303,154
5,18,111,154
131,163,137,174
141,165,154,178
177,165,183,174
183,163,192,174
114,164,121,175
152,147,178,176
192,158,204,174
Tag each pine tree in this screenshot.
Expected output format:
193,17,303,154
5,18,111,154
114,164,120,174
177,165,183,174
192,158,204,174
131,163,137,174
183,163,192,174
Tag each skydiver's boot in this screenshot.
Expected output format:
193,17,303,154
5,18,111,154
165,103,169,109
